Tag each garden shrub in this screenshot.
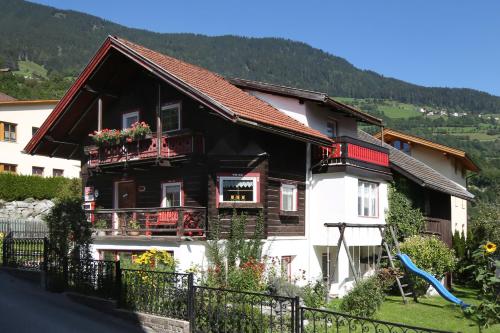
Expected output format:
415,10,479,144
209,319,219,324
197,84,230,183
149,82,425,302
399,235,456,298
0,173,81,201
205,210,265,291
339,275,385,318
302,280,328,308
386,185,425,241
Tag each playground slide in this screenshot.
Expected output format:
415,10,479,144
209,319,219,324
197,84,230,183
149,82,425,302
396,253,469,308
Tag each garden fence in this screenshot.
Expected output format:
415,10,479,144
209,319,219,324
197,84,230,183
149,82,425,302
0,218,48,238
300,307,451,333
1,239,451,333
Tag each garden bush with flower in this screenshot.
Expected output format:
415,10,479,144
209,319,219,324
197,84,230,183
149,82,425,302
463,241,500,330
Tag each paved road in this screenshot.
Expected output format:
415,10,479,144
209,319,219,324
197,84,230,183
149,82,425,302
0,270,149,333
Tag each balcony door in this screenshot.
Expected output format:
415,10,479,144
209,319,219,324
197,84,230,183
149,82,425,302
114,180,136,209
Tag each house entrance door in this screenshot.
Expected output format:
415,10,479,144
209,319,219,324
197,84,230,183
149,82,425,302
116,181,136,208
114,181,136,233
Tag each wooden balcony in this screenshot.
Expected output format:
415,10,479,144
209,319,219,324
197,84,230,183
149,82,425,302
88,206,207,240
85,131,204,167
312,136,390,172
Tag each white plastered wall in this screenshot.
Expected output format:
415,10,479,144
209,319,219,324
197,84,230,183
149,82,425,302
0,103,80,178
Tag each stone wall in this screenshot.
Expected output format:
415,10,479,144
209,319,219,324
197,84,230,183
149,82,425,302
0,198,54,220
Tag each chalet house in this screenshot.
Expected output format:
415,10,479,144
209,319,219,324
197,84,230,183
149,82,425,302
25,36,474,297
373,128,478,236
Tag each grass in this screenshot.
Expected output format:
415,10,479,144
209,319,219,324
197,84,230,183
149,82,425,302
330,285,499,332
13,60,48,79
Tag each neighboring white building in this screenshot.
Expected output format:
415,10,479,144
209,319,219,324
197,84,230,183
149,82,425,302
0,96,80,177
374,128,479,236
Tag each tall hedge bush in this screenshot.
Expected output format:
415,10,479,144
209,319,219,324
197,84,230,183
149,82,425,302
0,173,81,201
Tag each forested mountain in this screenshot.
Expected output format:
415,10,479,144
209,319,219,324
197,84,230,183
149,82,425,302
1,0,500,114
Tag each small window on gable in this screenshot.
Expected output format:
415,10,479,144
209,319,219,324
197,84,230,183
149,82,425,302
326,120,337,139
161,182,182,207
281,183,297,212
161,103,181,132
122,111,139,129
219,176,258,203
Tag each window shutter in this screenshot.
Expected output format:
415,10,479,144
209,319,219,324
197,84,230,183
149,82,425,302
0,164,4,172
0,122,4,141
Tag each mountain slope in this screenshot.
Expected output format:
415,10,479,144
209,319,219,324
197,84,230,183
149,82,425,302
1,0,500,114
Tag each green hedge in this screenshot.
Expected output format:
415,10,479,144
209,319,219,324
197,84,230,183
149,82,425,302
0,173,81,201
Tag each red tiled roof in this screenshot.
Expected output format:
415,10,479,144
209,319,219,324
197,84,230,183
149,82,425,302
0,92,16,102
114,37,330,143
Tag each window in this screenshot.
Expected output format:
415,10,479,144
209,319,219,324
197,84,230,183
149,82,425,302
32,127,39,136
280,183,297,212
326,120,337,139
392,140,410,154
0,163,16,173
32,166,44,176
0,122,17,142
161,103,181,132
281,256,293,282
219,176,258,203
122,111,139,129
161,182,182,207
358,180,378,217
53,169,64,177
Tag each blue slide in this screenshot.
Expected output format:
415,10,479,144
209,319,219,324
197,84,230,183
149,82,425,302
396,253,469,308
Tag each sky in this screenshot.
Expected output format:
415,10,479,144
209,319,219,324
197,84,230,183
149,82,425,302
30,0,500,96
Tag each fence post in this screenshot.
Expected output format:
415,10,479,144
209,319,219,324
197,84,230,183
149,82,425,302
62,255,69,291
294,296,300,333
187,272,194,332
115,260,122,304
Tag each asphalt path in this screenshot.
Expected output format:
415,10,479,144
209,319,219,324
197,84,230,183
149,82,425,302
0,270,149,333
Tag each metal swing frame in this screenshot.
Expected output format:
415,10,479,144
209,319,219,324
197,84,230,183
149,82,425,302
323,222,409,304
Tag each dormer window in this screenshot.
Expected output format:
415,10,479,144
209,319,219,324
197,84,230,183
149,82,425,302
161,102,181,132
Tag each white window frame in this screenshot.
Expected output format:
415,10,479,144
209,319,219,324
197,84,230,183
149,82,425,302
160,102,182,133
357,180,378,217
280,183,297,212
219,176,258,203
161,182,183,208
122,111,139,129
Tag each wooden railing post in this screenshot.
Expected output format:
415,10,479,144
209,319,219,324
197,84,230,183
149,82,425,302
177,208,184,238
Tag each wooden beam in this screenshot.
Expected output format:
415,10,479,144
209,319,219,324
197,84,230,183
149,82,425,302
97,96,103,131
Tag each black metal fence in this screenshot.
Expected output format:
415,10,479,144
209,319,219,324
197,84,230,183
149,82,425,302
1,238,451,333
300,307,449,333
193,286,298,333
2,233,45,270
120,269,193,320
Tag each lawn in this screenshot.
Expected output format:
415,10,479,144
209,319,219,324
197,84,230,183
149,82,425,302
329,285,499,332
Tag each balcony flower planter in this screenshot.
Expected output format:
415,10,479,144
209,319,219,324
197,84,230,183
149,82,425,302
127,219,141,236
89,122,152,148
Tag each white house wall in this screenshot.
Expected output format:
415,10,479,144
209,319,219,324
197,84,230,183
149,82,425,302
0,103,80,178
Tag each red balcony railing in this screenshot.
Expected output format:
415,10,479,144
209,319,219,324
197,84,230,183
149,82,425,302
86,132,204,167
88,206,207,239
313,136,389,169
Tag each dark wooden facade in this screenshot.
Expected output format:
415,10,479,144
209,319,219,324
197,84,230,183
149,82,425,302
84,68,307,239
